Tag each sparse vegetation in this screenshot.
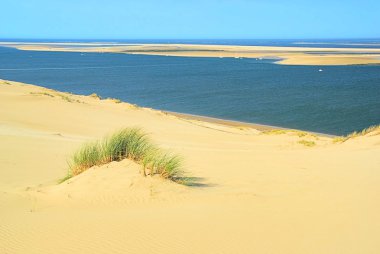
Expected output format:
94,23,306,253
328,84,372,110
66,128,184,183
296,131,308,137
125,103,140,109
30,91,55,97
333,125,380,143
107,97,122,103
262,129,316,138
89,93,102,100
142,149,182,179
30,91,82,103
261,129,288,135
298,140,316,147
57,94,74,102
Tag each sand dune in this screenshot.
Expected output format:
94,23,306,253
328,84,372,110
0,79,379,253
2,42,380,65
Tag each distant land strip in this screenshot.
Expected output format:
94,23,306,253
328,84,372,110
1,42,380,65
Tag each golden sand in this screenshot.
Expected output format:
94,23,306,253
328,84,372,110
0,79,379,253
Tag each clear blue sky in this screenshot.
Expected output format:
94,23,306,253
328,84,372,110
1,0,379,39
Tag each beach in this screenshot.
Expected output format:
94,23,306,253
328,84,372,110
2,42,380,65
1,79,379,253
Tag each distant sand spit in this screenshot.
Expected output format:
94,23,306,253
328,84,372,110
0,79,379,254
2,42,380,65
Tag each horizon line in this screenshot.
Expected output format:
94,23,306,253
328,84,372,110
1,37,380,41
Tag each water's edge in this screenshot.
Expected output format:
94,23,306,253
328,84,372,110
165,110,336,137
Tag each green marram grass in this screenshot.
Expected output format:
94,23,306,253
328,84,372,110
298,140,316,147
142,149,182,179
333,125,380,143
66,128,183,182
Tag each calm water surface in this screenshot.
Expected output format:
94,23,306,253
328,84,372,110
0,46,379,135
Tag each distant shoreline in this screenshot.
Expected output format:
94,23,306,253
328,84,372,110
1,42,380,66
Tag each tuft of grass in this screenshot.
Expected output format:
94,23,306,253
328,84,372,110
89,93,102,100
66,128,184,183
69,141,103,175
58,94,73,102
333,125,380,143
262,129,316,138
142,150,183,180
57,94,81,103
30,91,81,103
296,131,308,137
261,129,288,135
298,140,316,147
30,92,55,97
58,173,73,184
128,103,140,109
107,97,122,103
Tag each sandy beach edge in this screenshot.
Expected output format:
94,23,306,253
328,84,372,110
0,78,335,137
165,110,336,137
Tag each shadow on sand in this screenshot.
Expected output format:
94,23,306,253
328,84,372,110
177,177,215,188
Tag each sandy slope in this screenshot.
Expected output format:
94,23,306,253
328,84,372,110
2,42,380,65
0,80,379,254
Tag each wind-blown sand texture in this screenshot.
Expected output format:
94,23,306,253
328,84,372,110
0,79,379,254
2,42,380,65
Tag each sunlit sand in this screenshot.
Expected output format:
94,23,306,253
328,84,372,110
1,79,379,253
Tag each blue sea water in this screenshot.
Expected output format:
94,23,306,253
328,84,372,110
0,42,379,135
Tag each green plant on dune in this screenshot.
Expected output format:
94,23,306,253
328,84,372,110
142,149,182,179
262,129,318,138
333,125,380,143
66,128,184,183
30,91,55,97
298,140,316,147
107,97,122,103
57,94,82,103
89,93,102,100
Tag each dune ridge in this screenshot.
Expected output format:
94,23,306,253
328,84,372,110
0,79,379,254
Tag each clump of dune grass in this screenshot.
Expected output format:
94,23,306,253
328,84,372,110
31,91,82,103
128,103,140,109
262,129,316,138
66,128,183,183
261,129,288,135
333,125,380,143
69,140,103,175
89,93,102,100
107,97,122,103
142,149,182,180
57,94,82,103
30,91,55,97
298,140,316,147
58,94,74,102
